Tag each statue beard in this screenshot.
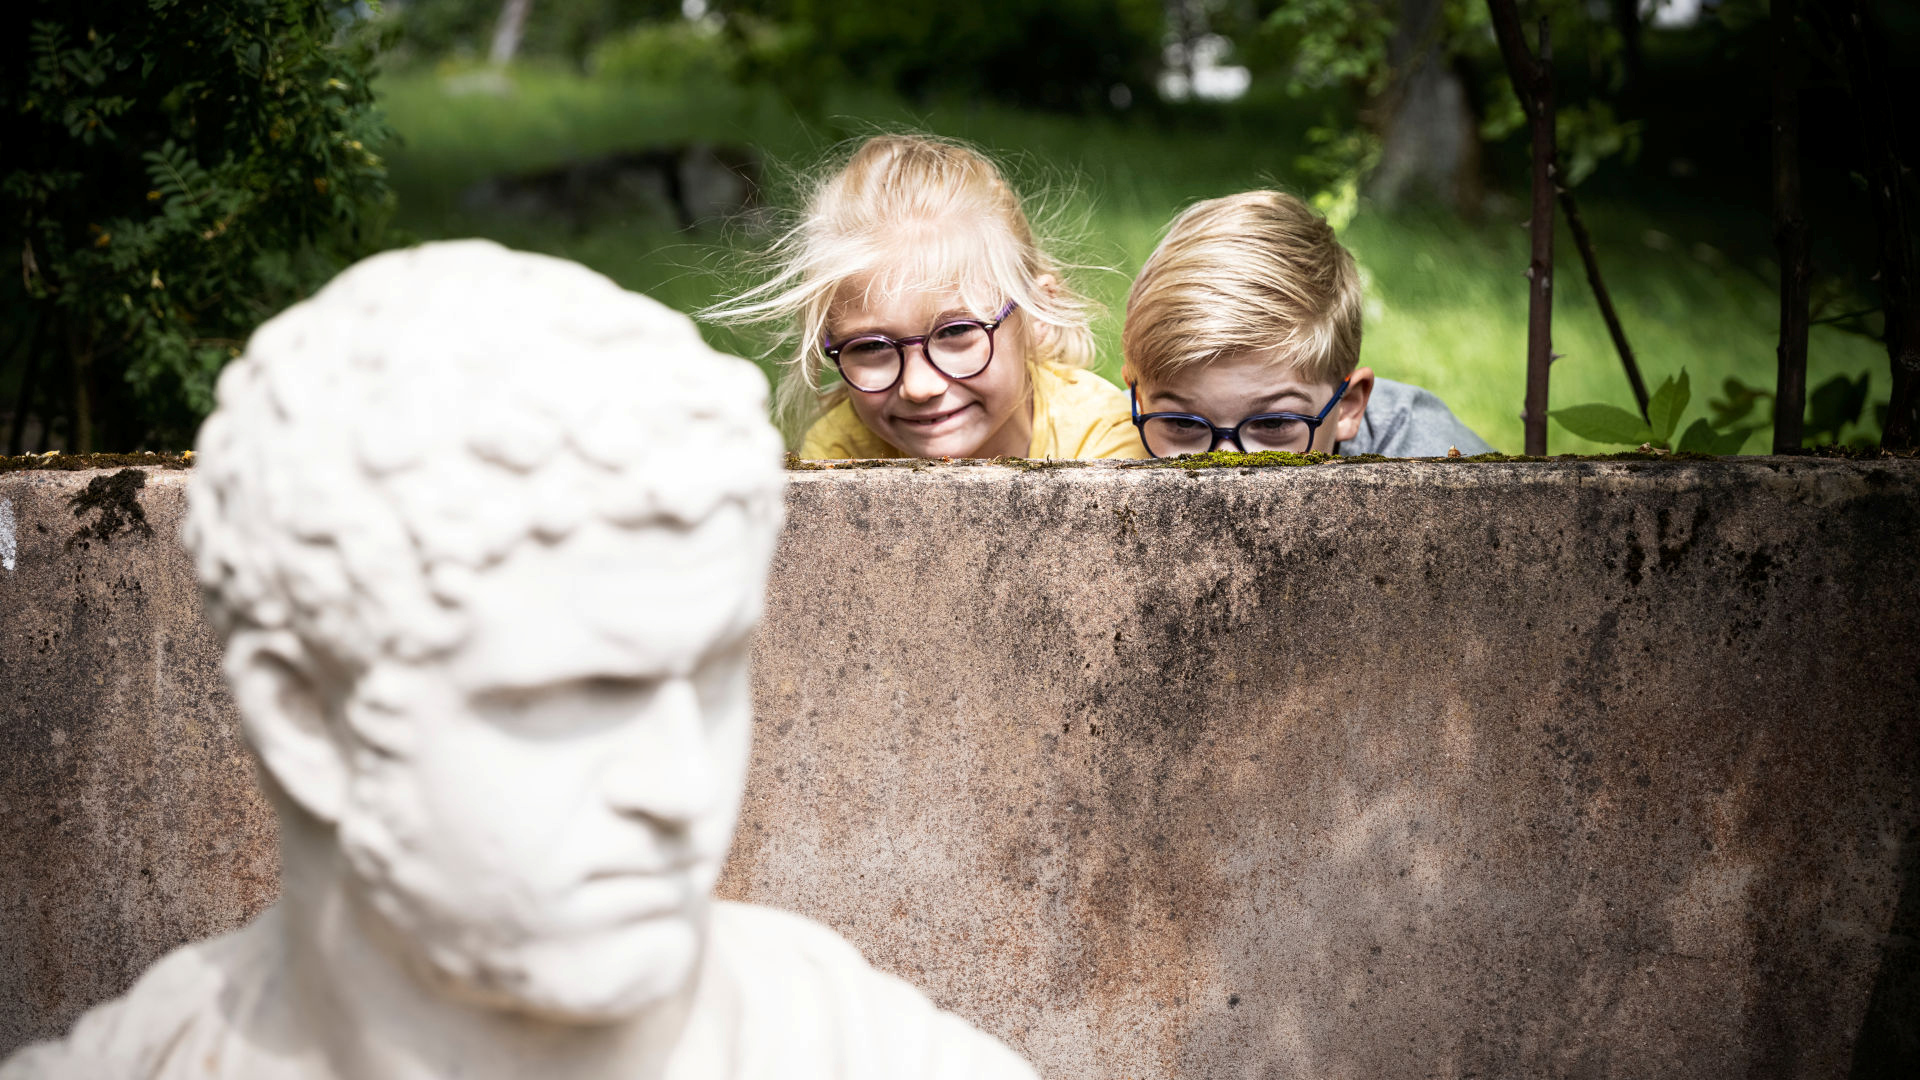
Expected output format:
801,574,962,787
331,757,708,1024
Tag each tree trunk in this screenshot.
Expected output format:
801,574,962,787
489,0,534,67
1371,0,1483,213
67,338,92,455
1614,0,1644,91
1832,0,1917,449
1771,0,1810,453
6,316,44,457
1493,0,1646,430
1489,1,1556,454
1521,19,1555,456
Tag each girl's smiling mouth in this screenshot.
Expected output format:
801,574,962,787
896,403,975,429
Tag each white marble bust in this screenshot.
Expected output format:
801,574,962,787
1,241,1035,1080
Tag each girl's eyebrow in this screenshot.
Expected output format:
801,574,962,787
824,317,885,341
832,308,977,339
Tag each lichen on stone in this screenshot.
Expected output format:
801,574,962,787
0,451,192,474
784,452,1091,472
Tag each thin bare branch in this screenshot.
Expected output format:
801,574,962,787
1772,0,1810,453
1489,1,1556,455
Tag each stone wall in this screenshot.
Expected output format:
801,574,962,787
2,459,1916,1077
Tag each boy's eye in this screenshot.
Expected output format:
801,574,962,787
1164,417,1208,433
1243,416,1301,433
1241,416,1309,448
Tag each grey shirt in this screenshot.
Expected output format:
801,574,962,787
1337,377,1494,458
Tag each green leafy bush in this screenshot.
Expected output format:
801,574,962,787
728,0,1163,112
3,0,396,451
384,0,681,68
384,1,1163,112
591,18,742,86
1550,370,1878,453
591,13,824,114
1253,0,1642,215
1550,370,1755,454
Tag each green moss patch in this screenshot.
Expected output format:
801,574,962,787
784,452,1092,472
1125,449,1738,470
1,452,193,475
780,448,1843,473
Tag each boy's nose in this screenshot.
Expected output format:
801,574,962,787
897,345,949,402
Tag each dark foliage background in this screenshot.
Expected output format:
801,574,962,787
1,0,395,451
2,0,1917,453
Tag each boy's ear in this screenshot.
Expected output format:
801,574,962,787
1332,367,1375,445
226,629,349,825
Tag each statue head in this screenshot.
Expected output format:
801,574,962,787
183,241,786,1022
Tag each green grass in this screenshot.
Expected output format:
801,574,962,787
377,65,1890,454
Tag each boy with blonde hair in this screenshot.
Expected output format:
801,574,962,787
1122,190,1491,458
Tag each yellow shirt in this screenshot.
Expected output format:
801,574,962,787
798,361,1148,460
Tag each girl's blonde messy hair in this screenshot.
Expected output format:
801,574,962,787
707,133,1095,437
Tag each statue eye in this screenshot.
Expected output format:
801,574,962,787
473,677,661,740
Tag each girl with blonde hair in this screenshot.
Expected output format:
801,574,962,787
711,134,1145,460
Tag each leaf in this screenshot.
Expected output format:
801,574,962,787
1646,370,1691,445
1677,419,1759,456
1806,372,1871,443
1550,404,1653,446
1675,419,1717,454
1708,376,1773,428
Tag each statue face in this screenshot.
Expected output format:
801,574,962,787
333,507,770,1022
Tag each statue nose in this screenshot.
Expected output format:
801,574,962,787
599,678,718,828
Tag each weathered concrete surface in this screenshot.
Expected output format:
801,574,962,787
2,459,1917,1078
0,468,276,1056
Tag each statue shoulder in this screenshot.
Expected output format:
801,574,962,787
0,915,286,1080
710,901,1037,1080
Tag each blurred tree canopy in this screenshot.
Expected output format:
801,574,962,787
1211,0,1644,221
2,0,395,452
6,0,1913,451
390,0,1164,113
723,0,1164,112
390,0,682,66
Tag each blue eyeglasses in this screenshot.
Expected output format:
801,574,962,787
1129,378,1352,457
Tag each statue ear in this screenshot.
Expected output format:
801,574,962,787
225,630,348,825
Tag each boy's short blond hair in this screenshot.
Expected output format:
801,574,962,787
1122,190,1362,387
